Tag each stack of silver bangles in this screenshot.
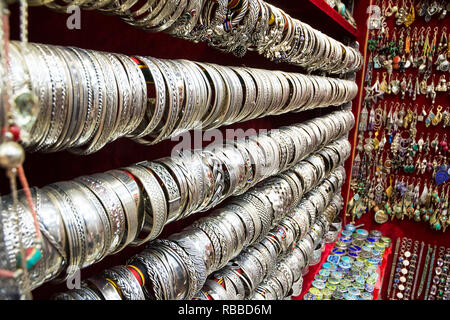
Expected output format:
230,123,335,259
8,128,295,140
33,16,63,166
210,190,343,300
4,41,358,153
258,193,344,300
51,146,348,300
51,130,351,300
196,175,345,300
0,109,354,297
28,0,363,73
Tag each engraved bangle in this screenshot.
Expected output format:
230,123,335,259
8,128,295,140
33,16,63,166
137,161,181,223
74,175,125,254
122,165,168,245
43,184,86,278
85,275,122,300
102,265,145,300
90,172,138,251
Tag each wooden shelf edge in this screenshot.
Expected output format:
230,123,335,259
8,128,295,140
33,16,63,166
308,0,360,38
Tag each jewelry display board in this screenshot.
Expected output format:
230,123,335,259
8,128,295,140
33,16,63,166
0,1,361,299
2,0,447,301
346,0,449,300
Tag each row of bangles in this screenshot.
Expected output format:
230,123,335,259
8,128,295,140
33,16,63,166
24,0,363,71
4,42,359,154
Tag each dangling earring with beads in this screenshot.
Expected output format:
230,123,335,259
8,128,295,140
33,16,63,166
439,134,448,153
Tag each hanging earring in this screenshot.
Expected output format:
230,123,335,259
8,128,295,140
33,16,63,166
379,131,387,151
426,28,438,73
386,102,393,130
437,187,447,232
427,75,437,104
431,133,440,153
425,1,439,22
397,28,405,54
435,75,447,92
397,103,406,127
416,0,426,17
404,156,415,174
364,131,375,155
374,131,381,151
429,185,441,229
384,152,393,174
413,76,419,100
385,0,398,17
374,103,384,131
439,0,448,20
423,132,431,154
357,133,365,153
419,74,428,95
380,72,388,92
369,72,384,103
400,75,407,99
420,179,429,206
405,0,416,27
385,73,391,94
373,52,382,69
436,27,449,71
426,157,434,173
420,156,427,174
411,27,420,67
415,153,421,169
382,101,388,126
417,132,425,152
418,27,431,74
439,75,447,92
431,105,443,126
392,103,400,131
405,177,417,219
409,106,418,138
368,105,376,131
359,103,369,132
405,106,413,129
417,104,426,122
352,152,361,180
383,30,394,75
395,177,407,220
425,182,434,216
405,28,411,52
439,133,448,153
425,105,435,128
443,108,450,128
407,74,414,98
432,156,440,178
413,178,422,222
391,75,400,95
396,0,408,25
391,132,400,155
418,26,426,47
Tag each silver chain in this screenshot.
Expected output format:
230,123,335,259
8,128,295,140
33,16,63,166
19,0,27,47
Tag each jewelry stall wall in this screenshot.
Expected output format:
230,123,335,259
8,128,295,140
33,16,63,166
346,0,450,300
